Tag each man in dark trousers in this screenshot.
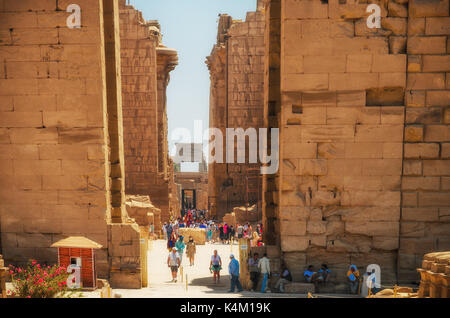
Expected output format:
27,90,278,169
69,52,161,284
228,254,243,293
248,253,260,292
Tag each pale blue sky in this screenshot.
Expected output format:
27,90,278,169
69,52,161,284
129,0,257,171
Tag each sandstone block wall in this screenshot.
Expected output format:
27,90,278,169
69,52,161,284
0,0,146,288
264,0,450,284
108,222,142,289
399,0,450,282
119,2,159,196
0,0,113,276
125,195,161,229
119,1,179,223
207,4,265,220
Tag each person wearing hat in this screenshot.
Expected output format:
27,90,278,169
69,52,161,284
228,254,243,293
167,247,181,283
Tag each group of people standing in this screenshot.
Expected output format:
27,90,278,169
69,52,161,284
162,216,270,293
207,222,264,247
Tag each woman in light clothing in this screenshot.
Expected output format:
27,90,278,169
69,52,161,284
210,250,222,284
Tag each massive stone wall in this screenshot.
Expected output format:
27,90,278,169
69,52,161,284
0,0,115,276
399,0,450,283
263,0,450,284
207,2,265,220
0,0,145,288
119,1,179,223
120,3,159,197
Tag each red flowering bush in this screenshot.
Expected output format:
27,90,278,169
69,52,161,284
8,260,76,298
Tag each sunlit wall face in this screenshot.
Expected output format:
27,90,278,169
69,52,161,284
129,0,257,172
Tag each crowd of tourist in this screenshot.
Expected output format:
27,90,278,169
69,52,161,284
161,209,265,291
161,209,264,247
162,210,378,294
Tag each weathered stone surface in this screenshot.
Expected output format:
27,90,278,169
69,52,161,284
120,5,180,223
264,0,450,285
207,9,264,219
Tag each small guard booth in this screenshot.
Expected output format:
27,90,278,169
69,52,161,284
51,236,102,290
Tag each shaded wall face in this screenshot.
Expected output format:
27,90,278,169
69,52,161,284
0,0,112,276
270,0,450,284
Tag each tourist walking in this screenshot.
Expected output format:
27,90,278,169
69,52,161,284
223,223,229,243
219,224,224,243
228,254,243,293
237,223,243,239
163,222,167,239
248,252,260,291
230,225,236,243
166,222,173,240
186,236,196,266
258,253,271,293
251,230,259,247
207,224,213,242
175,236,186,262
167,232,177,251
210,250,222,284
167,247,181,283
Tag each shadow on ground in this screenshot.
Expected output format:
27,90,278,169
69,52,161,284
190,274,231,288
188,275,304,298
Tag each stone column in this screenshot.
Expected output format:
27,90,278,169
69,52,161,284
155,46,178,222
239,238,252,290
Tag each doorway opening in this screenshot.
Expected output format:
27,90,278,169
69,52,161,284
182,189,197,210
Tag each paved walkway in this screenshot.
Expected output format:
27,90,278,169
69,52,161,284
82,239,358,298
110,240,299,298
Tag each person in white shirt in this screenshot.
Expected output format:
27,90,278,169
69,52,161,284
167,247,181,283
258,253,271,293
210,250,222,284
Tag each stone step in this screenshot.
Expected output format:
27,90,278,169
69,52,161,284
284,282,315,294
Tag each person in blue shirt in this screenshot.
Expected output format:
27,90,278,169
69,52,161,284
228,254,243,293
317,264,331,284
304,265,318,283
347,265,360,294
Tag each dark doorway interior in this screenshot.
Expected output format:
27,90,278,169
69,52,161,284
182,189,196,210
